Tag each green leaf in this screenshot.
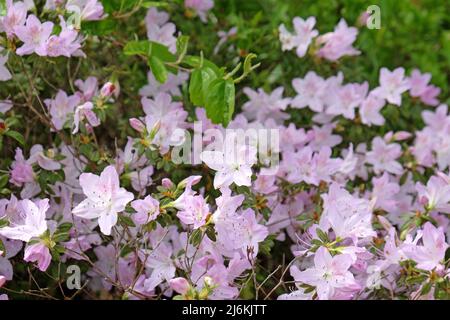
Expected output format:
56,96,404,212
316,228,329,243
148,56,168,84
118,214,136,228
142,1,169,8
57,222,73,233
189,229,203,246
5,130,25,146
176,35,189,60
0,174,8,189
81,18,116,36
182,55,223,76
204,78,235,126
189,66,217,106
205,226,217,242
124,40,152,56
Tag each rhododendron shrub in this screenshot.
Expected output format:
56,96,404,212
0,0,449,300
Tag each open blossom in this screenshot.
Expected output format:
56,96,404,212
366,137,403,175
72,165,134,235
66,0,104,22
0,0,28,38
278,16,318,57
215,208,268,257
326,82,368,119
201,143,257,189
415,175,450,213
291,247,360,300
72,102,100,134
176,195,210,229
14,15,54,56
184,0,214,23
242,87,291,123
131,195,160,225
10,148,35,187
371,67,410,106
45,90,80,131
320,183,376,241
291,71,327,112
145,8,177,53
46,16,83,57
405,222,448,271
0,199,49,242
360,94,385,126
316,19,360,61
142,92,188,154
24,242,52,271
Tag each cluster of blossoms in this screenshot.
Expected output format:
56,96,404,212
0,1,448,301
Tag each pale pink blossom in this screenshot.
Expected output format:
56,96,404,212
371,67,410,106
72,165,134,235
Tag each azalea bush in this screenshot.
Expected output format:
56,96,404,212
0,0,449,300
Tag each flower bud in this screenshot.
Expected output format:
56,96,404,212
129,118,145,133
100,82,116,98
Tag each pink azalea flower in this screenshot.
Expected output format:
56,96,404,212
66,0,104,21
408,69,432,97
131,195,160,225
360,94,386,126
29,144,61,171
14,15,54,56
371,173,400,212
45,90,80,131
141,242,176,291
291,247,360,300
316,19,360,61
184,0,214,23
0,0,28,38
415,175,450,213
366,137,403,175
74,76,98,101
320,183,376,241
279,16,318,57
419,85,440,106
24,242,52,271
215,208,268,258
371,67,410,106
242,87,291,123
326,82,368,119
169,277,190,295
201,144,257,189
46,16,83,57
72,165,134,235
10,148,35,187
291,71,327,112
142,92,188,154
72,102,100,134
0,199,49,242
405,222,448,271
176,195,210,229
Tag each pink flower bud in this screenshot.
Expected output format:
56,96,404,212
100,82,116,98
0,276,6,288
169,277,190,295
393,131,412,141
129,118,145,133
162,178,174,188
